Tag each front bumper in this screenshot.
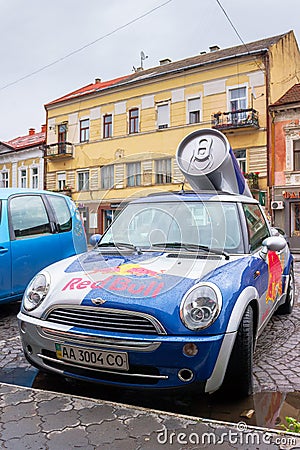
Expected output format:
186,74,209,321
18,311,229,392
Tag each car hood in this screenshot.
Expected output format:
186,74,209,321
30,249,248,334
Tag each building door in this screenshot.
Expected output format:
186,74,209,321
288,201,300,252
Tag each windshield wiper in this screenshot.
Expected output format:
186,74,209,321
151,242,229,260
98,241,142,254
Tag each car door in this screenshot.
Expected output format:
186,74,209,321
243,203,283,329
0,199,12,302
9,193,61,297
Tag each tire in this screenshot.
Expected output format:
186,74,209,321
222,305,254,397
276,267,295,315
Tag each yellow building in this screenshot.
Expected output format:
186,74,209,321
44,31,300,236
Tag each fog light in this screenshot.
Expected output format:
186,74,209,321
183,343,198,356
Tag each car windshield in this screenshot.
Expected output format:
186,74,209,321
100,200,244,254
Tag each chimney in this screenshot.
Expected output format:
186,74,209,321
41,124,47,133
95,78,101,84
159,58,172,66
209,45,220,52
29,128,35,135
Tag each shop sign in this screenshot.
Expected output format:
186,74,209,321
283,192,300,199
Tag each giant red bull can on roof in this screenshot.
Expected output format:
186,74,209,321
176,128,252,197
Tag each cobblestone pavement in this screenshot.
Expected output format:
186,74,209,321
0,261,300,449
253,259,300,393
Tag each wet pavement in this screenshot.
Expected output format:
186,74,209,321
0,260,300,448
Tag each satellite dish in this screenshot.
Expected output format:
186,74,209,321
140,51,148,68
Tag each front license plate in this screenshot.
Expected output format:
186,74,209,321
55,344,129,371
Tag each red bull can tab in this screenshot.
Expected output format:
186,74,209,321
176,128,252,197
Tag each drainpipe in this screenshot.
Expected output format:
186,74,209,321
270,109,276,225
264,51,273,218
44,108,48,190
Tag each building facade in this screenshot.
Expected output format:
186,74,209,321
44,31,300,237
0,126,46,189
270,84,300,252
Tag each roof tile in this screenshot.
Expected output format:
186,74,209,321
46,32,290,107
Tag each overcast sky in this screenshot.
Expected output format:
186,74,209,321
0,0,299,141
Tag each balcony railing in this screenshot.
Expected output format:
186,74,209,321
211,108,259,130
45,142,74,159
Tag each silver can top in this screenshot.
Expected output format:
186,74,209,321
176,128,229,177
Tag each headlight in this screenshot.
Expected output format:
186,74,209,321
180,282,222,330
23,272,50,311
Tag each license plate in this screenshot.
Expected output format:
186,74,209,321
55,344,129,371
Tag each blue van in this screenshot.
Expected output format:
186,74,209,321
0,189,87,304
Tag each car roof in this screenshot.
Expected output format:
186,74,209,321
131,190,259,204
0,188,68,200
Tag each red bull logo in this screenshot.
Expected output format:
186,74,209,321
266,251,283,303
62,275,164,298
99,263,164,278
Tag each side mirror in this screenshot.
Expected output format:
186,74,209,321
89,234,102,247
260,236,287,259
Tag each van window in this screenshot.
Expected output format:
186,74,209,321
10,195,51,238
47,195,72,232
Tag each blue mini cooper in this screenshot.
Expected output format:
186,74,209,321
18,130,294,396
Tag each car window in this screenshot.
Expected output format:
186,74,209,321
243,203,270,251
10,195,51,238
47,195,72,232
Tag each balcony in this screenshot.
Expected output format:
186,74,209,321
45,142,74,159
211,109,259,131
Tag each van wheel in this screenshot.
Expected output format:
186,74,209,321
222,305,254,397
276,267,294,315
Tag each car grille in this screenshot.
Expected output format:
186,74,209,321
45,306,166,335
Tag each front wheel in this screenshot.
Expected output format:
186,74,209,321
276,267,295,315
222,305,254,397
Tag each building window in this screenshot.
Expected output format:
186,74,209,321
80,119,89,143
78,171,89,191
0,171,9,187
58,123,67,153
31,167,39,189
101,165,114,189
188,98,201,124
57,172,66,191
127,162,141,187
234,149,247,174
129,108,139,134
103,114,112,138
157,103,170,129
291,202,300,236
293,140,300,171
20,169,27,188
155,159,172,184
229,86,247,122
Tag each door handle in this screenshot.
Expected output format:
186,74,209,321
0,247,8,255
